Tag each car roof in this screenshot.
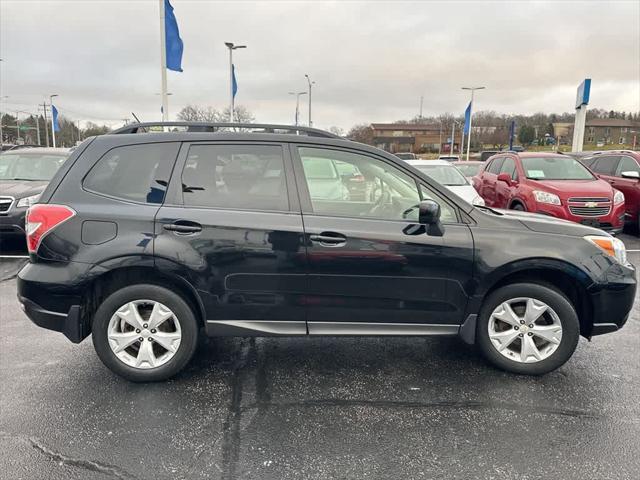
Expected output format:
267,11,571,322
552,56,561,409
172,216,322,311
1,147,70,155
452,160,482,165
407,159,453,166
515,152,567,158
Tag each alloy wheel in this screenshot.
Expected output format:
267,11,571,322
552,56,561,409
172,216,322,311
107,300,182,369
488,297,563,363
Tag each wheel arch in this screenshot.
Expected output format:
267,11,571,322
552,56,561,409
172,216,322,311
475,260,594,337
83,264,206,330
508,198,526,210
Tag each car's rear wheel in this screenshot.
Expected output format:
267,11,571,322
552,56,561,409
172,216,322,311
511,203,525,211
92,284,199,382
476,283,579,375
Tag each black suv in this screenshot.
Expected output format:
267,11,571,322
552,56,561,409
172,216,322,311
17,122,636,381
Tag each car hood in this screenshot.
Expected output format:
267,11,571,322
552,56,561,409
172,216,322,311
493,208,606,237
526,178,613,199
445,184,481,204
0,180,49,199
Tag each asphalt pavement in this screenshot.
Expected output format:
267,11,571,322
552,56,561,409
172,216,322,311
1,234,639,480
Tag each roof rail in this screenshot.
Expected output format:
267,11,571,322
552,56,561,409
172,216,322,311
110,122,339,139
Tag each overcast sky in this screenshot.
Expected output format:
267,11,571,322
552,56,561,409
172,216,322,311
1,0,639,130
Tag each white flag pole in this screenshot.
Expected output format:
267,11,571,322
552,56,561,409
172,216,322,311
159,0,169,122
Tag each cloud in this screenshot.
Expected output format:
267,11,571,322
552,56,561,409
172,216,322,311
1,0,638,130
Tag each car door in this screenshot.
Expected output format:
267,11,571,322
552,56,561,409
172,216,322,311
611,155,640,221
154,142,308,336
590,155,620,184
494,156,518,208
291,145,474,333
481,157,504,207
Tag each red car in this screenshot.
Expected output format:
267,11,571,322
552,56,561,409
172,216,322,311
579,151,640,233
473,152,626,234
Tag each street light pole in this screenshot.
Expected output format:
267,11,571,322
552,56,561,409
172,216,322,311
225,42,246,123
49,94,59,147
462,86,485,160
0,95,8,145
305,74,315,126
288,91,307,126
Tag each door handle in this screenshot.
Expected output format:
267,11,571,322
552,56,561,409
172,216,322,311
163,221,202,234
309,232,347,246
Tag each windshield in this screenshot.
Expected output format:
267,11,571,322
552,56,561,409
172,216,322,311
414,164,468,186
521,156,594,180
456,163,482,176
0,153,67,181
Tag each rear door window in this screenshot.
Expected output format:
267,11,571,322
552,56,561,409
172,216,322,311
590,156,620,176
83,143,179,204
181,144,289,211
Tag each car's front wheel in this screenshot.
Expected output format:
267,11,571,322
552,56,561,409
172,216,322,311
476,283,579,375
92,284,199,382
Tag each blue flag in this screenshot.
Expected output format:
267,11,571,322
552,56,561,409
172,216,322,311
52,105,60,132
164,0,183,72
463,102,471,135
232,64,238,98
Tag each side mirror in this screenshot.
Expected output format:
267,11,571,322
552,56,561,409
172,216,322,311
418,200,445,237
621,171,640,180
497,172,512,185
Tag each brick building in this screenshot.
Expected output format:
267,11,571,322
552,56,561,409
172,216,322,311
370,123,459,154
553,118,640,147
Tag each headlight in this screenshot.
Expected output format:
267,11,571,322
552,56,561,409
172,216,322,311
473,195,485,206
16,194,41,208
613,189,625,205
584,235,627,265
533,190,561,205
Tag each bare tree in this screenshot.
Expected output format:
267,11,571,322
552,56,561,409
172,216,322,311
346,124,374,144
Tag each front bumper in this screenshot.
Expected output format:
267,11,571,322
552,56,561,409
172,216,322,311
535,202,625,233
587,262,636,337
0,208,27,238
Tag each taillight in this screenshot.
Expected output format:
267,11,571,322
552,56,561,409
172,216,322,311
25,204,76,254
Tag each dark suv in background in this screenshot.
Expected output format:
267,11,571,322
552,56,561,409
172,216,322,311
17,123,636,381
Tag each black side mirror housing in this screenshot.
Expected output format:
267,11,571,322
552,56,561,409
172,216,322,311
418,200,445,237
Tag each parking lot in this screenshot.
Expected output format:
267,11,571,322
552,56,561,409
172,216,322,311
0,234,638,480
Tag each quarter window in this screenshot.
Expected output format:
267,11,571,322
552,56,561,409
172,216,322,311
487,157,504,174
591,156,620,176
83,143,179,204
181,144,289,211
616,156,640,176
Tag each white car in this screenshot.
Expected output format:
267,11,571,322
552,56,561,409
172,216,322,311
406,159,485,206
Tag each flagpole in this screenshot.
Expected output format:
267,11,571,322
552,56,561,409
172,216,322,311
229,49,234,123
49,94,58,148
462,86,485,161
159,0,169,122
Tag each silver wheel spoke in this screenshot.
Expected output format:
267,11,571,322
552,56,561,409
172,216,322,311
152,331,181,354
493,302,521,327
107,300,182,370
148,302,174,330
488,296,563,364
135,340,157,368
489,328,520,351
531,325,562,345
108,331,140,353
115,302,145,330
520,334,543,362
523,298,548,325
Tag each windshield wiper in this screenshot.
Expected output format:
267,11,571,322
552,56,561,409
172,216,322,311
10,177,40,181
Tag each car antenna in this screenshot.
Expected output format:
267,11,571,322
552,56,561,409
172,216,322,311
131,112,142,123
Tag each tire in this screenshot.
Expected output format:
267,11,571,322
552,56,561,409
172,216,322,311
476,283,579,375
92,284,199,382
511,203,525,211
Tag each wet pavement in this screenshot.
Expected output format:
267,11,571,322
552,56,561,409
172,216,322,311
0,234,639,479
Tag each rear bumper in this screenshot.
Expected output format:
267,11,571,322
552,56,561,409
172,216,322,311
18,295,87,343
17,261,93,343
